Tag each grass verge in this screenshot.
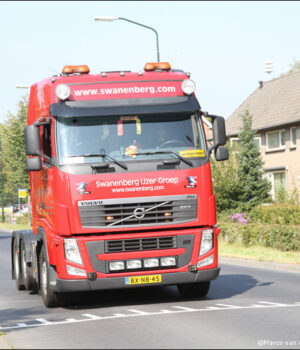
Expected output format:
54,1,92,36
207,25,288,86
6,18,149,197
0,223,31,231
219,238,300,265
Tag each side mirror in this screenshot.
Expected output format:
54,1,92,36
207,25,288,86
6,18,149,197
215,147,229,161
212,116,226,147
25,125,41,156
26,157,42,171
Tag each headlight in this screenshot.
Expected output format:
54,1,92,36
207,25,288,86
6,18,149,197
109,261,125,271
66,265,87,277
181,79,195,95
161,257,176,267
55,84,71,100
126,260,142,269
199,229,213,256
144,258,159,268
64,239,83,265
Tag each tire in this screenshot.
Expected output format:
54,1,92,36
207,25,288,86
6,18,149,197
13,239,25,290
177,281,211,298
39,245,64,307
20,240,37,291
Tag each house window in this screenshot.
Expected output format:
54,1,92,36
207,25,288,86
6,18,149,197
290,127,297,148
266,130,286,151
230,136,261,152
266,171,287,201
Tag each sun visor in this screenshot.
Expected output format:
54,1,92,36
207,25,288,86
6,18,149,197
49,96,200,118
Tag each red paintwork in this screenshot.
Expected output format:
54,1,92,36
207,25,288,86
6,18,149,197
27,67,219,282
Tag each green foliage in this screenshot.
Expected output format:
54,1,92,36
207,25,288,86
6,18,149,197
275,184,299,205
219,204,300,252
280,59,300,76
211,143,241,211
0,96,29,203
220,222,300,251
211,110,271,212
249,204,300,225
236,111,271,210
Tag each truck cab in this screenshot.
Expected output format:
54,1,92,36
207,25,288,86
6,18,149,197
12,62,228,307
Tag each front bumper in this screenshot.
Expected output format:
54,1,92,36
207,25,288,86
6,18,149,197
51,267,220,293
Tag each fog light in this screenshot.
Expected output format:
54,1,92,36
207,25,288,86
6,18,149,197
161,257,176,266
144,258,159,268
109,261,125,271
126,260,142,269
197,254,214,268
66,265,87,277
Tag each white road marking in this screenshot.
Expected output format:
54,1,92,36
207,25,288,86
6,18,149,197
215,304,240,309
36,318,52,325
127,309,150,315
16,323,28,328
82,314,102,320
1,301,299,331
172,306,197,311
258,301,290,307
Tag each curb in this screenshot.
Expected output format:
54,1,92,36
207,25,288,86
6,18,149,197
220,256,300,273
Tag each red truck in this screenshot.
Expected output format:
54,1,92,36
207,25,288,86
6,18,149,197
11,62,228,307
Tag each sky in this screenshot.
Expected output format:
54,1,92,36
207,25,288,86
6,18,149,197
1,1,300,122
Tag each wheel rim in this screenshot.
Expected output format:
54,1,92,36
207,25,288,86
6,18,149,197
41,260,48,298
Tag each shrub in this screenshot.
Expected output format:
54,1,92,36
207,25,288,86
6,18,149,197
219,222,300,252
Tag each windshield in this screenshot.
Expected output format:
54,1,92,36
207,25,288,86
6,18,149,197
56,113,207,165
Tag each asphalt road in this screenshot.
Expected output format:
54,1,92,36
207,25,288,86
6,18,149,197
1,230,300,349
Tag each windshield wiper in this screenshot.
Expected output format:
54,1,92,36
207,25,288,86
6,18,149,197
68,152,128,170
132,151,193,167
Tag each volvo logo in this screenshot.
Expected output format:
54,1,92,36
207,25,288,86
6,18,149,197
133,207,146,219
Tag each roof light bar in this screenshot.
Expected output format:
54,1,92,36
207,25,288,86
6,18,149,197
144,62,171,72
62,65,90,75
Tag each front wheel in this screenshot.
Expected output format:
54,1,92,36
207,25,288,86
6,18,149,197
177,281,210,298
39,245,64,307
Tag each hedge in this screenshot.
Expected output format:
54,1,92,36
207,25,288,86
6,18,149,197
249,204,300,225
219,222,300,252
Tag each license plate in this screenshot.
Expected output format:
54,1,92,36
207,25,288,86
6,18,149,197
125,274,162,285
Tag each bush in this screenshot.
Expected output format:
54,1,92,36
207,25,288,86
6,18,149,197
220,222,300,251
249,204,300,225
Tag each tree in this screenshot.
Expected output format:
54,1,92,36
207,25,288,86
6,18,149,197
0,96,29,204
211,143,241,212
236,110,271,210
280,59,300,76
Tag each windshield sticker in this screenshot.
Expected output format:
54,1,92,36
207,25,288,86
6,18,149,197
179,149,205,158
120,116,142,135
117,120,123,136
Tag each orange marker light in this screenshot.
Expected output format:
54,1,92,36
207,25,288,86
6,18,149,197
144,62,171,72
62,65,90,74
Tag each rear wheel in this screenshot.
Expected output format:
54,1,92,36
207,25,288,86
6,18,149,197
13,239,25,290
20,240,37,291
177,281,210,298
39,245,64,307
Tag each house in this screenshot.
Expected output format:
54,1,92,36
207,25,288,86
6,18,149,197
225,70,300,201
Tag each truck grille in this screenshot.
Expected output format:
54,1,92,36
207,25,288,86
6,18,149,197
78,195,197,229
105,236,177,253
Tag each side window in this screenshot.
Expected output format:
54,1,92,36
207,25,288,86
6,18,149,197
42,124,52,161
